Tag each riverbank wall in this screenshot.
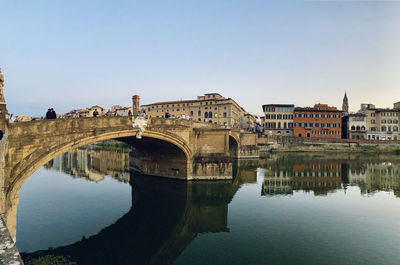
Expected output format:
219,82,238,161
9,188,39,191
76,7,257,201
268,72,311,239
258,136,400,155
0,215,23,265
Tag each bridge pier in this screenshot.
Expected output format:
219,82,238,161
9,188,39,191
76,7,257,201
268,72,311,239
0,114,9,215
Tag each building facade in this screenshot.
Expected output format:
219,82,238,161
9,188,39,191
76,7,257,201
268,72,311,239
262,104,294,136
343,113,367,140
142,93,246,127
366,104,400,140
293,104,342,139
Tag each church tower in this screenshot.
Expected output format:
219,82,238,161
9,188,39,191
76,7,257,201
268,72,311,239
342,92,349,113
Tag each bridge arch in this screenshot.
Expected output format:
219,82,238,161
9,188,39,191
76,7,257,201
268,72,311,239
229,134,239,158
7,129,192,202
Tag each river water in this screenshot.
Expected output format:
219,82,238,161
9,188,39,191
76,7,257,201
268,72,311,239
15,145,400,265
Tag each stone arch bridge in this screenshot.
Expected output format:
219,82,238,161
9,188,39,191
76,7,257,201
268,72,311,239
0,116,259,217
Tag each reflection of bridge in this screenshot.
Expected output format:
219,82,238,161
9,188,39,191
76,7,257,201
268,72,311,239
20,163,257,265
0,115,259,240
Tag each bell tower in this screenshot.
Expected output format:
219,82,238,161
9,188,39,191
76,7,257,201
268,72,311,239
342,91,349,113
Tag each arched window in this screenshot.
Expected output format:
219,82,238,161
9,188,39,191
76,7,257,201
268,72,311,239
205,112,208,118
361,126,366,131
356,126,360,131
278,122,281,129
209,111,212,118
351,126,355,130
394,126,399,132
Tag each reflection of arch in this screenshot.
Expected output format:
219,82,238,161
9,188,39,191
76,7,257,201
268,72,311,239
21,174,239,265
7,129,192,202
229,135,239,158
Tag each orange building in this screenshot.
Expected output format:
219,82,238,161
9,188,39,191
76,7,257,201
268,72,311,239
293,104,342,139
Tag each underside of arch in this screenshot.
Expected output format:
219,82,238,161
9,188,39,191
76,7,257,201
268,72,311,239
7,129,192,201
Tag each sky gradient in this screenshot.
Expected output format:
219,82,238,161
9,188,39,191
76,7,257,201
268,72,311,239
1,0,399,117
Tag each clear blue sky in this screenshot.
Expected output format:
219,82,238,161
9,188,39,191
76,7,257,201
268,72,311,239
1,0,399,117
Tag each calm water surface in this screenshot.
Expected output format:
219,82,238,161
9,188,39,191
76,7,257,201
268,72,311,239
15,147,400,265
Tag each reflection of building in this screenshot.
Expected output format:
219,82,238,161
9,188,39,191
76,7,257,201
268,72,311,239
262,159,342,196
365,162,400,196
262,104,294,136
293,104,342,139
261,169,293,195
142,93,246,127
292,162,342,195
47,144,131,183
346,161,400,197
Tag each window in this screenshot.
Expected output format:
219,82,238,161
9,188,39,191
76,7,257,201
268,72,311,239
209,111,212,118
198,111,201,116
205,112,208,118
223,112,227,118
382,126,386,131
190,111,194,116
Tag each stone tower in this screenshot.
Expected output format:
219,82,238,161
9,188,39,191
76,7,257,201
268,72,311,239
132,95,140,115
342,92,349,113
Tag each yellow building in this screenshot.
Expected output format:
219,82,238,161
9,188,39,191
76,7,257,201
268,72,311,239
142,93,246,127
